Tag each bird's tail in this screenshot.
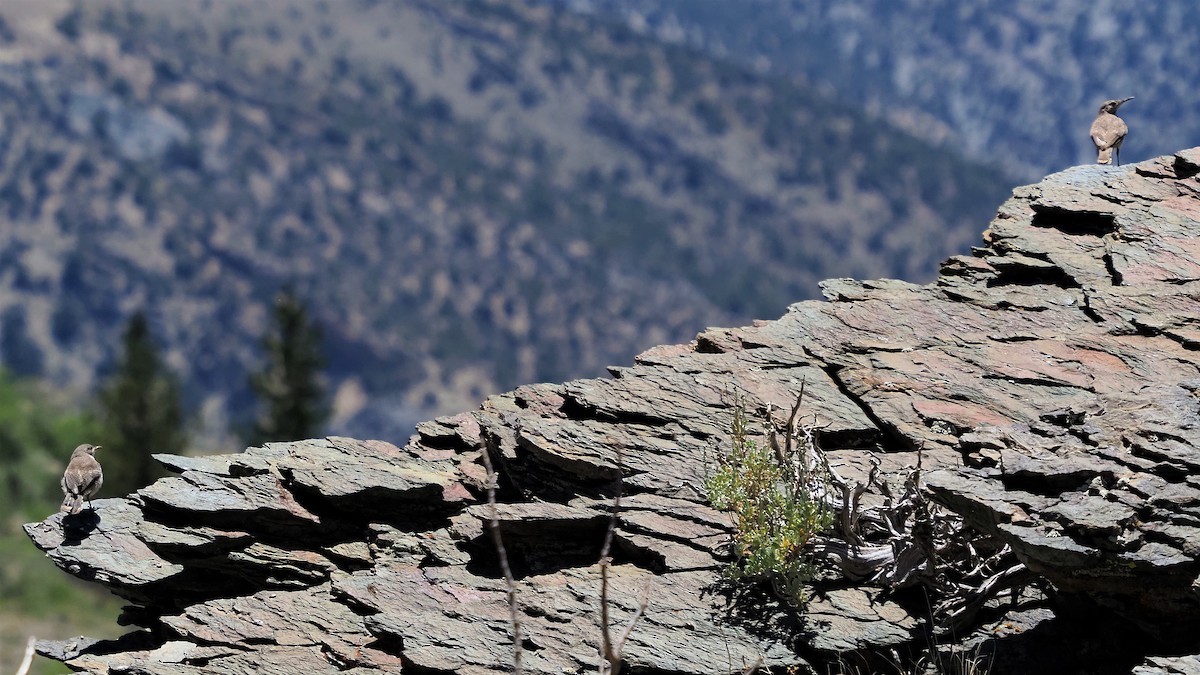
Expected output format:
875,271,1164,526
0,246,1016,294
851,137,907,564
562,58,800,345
61,494,81,514
1097,147,1113,164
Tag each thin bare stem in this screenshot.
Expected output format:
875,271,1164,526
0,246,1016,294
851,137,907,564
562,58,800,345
599,446,645,675
784,377,806,461
598,450,622,562
480,445,522,675
599,557,615,675
613,581,651,657
16,636,35,675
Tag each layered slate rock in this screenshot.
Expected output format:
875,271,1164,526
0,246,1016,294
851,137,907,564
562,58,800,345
25,150,1200,673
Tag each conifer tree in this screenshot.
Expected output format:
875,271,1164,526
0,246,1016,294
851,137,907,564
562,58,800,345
248,289,328,444
97,312,187,495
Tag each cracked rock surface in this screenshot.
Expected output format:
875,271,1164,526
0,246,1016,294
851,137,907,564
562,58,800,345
25,150,1200,673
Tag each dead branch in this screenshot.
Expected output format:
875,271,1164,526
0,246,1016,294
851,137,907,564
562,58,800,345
480,445,522,675
609,579,650,667
825,455,880,547
782,379,806,466
937,563,1035,633
599,556,616,674
766,397,1027,635
809,537,895,579
16,636,35,675
599,447,647,675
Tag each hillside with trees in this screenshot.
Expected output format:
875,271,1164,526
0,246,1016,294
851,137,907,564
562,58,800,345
0,0,1012,439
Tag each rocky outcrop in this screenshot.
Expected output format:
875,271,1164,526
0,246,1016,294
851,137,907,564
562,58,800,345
25,150,1200,674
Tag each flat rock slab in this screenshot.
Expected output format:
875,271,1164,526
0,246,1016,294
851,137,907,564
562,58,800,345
335,563,807,674
158,584,391,666
277,436,471,508
23,499,183,596
800,587,919,654
138,471,322,528
1133,655,1200,675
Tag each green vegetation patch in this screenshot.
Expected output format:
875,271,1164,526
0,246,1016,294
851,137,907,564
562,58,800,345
706,400,833,606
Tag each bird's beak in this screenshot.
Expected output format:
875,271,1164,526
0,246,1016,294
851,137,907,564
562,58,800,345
94,445,102,452
1119,96,1134,105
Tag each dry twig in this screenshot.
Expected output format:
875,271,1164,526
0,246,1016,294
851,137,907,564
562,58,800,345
15,636,35,675
598,447,649,675
767,396,1027,634
480,445,522,675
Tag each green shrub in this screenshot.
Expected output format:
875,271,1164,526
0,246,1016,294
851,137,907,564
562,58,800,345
706,399,832,606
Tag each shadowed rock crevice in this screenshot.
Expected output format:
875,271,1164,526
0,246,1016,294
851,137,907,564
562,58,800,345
558,389,676,428
820,363,915,454
1170,154,1200,180
985,251,1084,289
1030,204,1120,236
25,149,1200,673
461,503,614,578
1105,251,1127,286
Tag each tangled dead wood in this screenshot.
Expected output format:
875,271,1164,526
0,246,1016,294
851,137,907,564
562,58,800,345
761,392,1034,633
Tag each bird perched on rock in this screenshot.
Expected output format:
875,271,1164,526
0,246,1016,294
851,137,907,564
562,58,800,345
60,444,103,515
1090,97,1134,166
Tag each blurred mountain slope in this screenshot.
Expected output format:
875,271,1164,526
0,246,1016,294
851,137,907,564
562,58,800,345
0,0,1010,438
561,0,1200,180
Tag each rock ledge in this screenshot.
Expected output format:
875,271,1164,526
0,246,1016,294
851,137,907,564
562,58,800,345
26,150,1200,674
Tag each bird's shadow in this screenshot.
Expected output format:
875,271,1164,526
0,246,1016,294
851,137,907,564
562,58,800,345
60,507,102,545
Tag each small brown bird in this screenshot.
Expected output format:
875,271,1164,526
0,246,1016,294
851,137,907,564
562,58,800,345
1090,97,1134,166
60,444,103,515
